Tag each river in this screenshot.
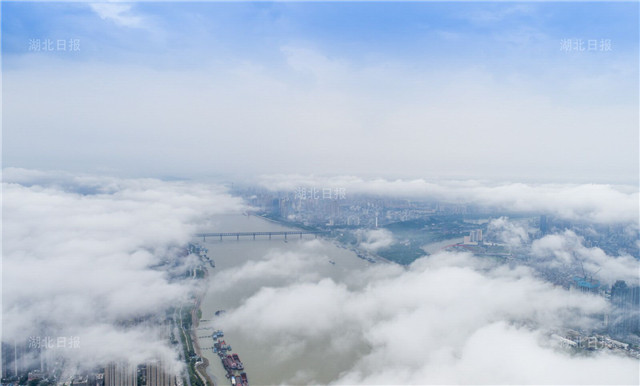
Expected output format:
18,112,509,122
194,214,376,385
193,214,448,385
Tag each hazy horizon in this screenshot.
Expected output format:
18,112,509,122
2,1,638,184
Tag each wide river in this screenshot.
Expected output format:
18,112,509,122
193,214,443,385
193,214,382,385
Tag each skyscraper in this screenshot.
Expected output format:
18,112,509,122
609,280,640,337
147,360,177,386
540,215,548,235
104,361,137,386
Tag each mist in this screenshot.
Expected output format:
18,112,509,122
1,169,245,373
213,242,639,385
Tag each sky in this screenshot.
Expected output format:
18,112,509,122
2,1,639,183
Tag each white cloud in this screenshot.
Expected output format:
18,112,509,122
462,4,536,24
89,3,143,28
214,249,637,385
208,248,324,293
357,228,395,252
487,216,531,248
1,168,245,373
259,175,639,225
4,44,637,182
531,230,640,285
340,321,639,385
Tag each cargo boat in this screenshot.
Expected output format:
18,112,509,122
211,329,249,385
223,354,238,370
232,354,244,370
240,372,249,386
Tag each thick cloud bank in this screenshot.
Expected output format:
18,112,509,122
532,230,640,285
485,217,640,286
258,175,639,225
216,243,639,385
2,168,245,372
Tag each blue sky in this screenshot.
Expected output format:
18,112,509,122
4,2,638,69
2,2,638,183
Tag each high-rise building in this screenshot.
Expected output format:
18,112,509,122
104,361,137,386
465,230,483,245
147,360,177,386
1,341,31,380
1,342,14,379
609,280,640,337
540,215,548,235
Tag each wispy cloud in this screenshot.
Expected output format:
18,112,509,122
89,3,144,28
461,4,537,24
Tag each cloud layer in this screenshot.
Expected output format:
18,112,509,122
531,230,640,285
214,242,639,385
258,175,640,225
2,168,245,372
4,37,637,182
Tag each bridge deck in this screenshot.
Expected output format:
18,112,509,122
194,230,328,240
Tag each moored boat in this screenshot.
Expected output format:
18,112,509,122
232,353,244,370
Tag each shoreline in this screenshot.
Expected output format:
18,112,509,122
259,213,396,265
191,268,216,386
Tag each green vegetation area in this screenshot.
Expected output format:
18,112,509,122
385,215,474,235
379,216,491,264
176,307,204,386
335,228,426,265
266,212,508,266
377,243,427,265
334,230,358,245
336,215,497,265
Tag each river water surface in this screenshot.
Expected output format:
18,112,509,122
193,214,443,385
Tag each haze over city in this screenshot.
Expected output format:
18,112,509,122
2,1,639,386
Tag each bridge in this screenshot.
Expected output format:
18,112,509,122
194,231,329,241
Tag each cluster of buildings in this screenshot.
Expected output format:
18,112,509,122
236,186,491,229
552,330,640,359
463,229,483,245
104,361,178,386
0,349,181,386
537,215,639,259
1,243,206,385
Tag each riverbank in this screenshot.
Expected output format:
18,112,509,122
191,288,215,386
421,237,465,255
259,214,394,265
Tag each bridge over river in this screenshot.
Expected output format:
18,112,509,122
194,230,329,241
